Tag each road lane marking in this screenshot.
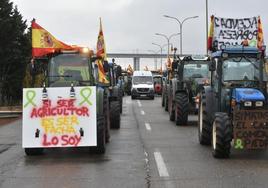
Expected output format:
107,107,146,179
154,151,169,177
145,123,151,131
137,100,142,107
141,110,145,115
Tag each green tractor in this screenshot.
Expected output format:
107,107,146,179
198,45,268,158
168,54,210,125
121,70,132,96
106,61,122,128
24,49,109,155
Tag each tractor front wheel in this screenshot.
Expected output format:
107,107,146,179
96,116,106,154
110,101,121,129
25,148,44,156
212,113,232,158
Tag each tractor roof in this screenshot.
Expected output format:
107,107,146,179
179,55,209,61
211,46,261,58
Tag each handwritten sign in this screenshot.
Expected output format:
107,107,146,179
212,16,258,50
22,87,97,148
233,110,268,149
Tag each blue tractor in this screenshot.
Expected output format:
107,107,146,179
198,45,268,158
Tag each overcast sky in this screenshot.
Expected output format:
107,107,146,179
11,0,268,69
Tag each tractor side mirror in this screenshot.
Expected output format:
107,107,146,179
172,61,178,72
90,56,102,63
209,60,216,71
103,60,109,73
116,65,122,77
29,58,48,76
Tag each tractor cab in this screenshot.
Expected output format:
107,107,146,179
210,46,267,113
175,55,210,94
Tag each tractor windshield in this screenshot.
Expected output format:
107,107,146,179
48,54,91,85
222,57,260,82
183,62,209,79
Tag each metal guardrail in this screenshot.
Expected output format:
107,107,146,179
0,111,22,118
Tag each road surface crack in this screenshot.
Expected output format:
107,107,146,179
132,104,151,188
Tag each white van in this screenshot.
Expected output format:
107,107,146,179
131,71,154,99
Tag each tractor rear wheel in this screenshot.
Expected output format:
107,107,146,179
212,113,232,158
175,92,189,126
110,101,121,129
198,91,212,145
161,92,165,107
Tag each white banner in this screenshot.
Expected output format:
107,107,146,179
213,16,258,49
22,86,97,148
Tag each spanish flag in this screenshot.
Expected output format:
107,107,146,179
207,15,214,51
257,16,264,49
96,18,109,84
32,19,73,57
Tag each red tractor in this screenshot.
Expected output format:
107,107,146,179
153,75,162,95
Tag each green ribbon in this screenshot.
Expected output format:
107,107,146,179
234,139,244,149
23,90,37,108
79,87,92,106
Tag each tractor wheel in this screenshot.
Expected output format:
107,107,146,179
212,113,232,158
161,92,165,107
96,116,106,154
25,148,44,156
164,96,168,111
175,92,189,126
110,101,121,129
119,89,123,113
198,91,212,145
103,97,110,143
169,99,175,121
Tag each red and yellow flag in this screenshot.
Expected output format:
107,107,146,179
32,20,73,57
257,16,264,49
96,18,109,84
207,15,214,51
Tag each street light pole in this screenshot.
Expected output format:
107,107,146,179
148,50,158,70
155,32,180,60
164,15,198,55
152,43,163,70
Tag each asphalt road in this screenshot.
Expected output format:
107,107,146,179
1,96,268,188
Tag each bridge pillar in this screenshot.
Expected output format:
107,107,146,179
133,57,140,71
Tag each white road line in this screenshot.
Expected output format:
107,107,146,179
141,110,145,115
154,151,169,177
145,123,151,131
137,100,142,107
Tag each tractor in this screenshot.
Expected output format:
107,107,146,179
24,49,110,155
121,70,132,96
168,53,210,125
106,61,122,127
153,75,163,95
198,45,268,158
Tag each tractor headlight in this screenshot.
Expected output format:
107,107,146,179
255,101,263,107
244,101,252,107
